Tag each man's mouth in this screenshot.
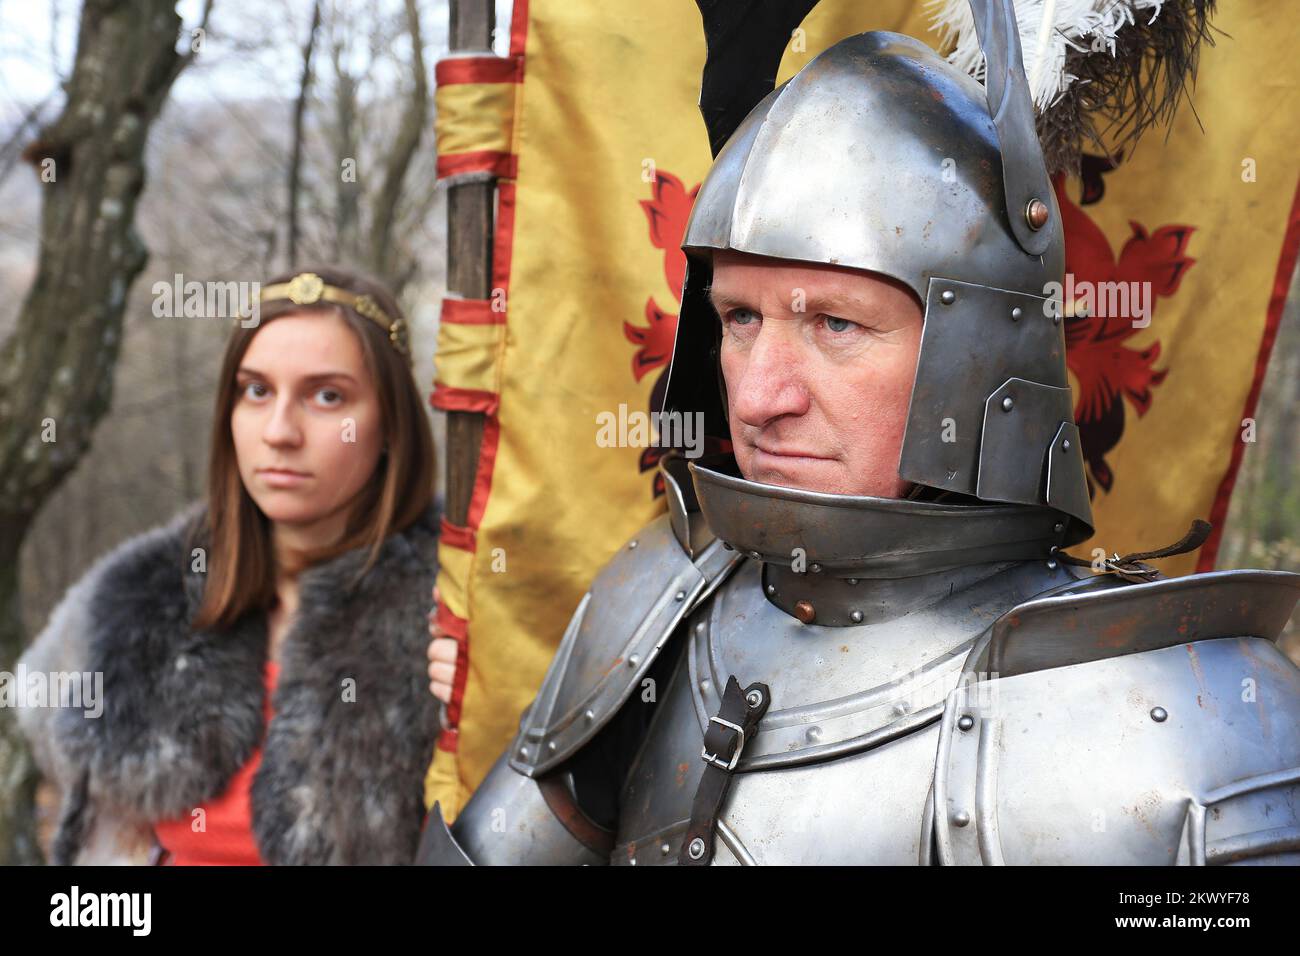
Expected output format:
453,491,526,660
753,443,833,460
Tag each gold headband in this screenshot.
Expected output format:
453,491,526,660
258,272,410,359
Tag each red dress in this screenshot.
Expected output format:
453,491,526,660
153,660,280,865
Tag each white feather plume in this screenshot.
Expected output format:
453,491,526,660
926,0,1172,112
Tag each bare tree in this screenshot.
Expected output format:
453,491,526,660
287,0,323,267
0,0,211,864
367,0,429,282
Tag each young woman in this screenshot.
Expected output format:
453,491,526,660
18,267,441,865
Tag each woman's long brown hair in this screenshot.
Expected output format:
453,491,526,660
191,266,436,631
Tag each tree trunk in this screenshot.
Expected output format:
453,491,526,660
0,0,207,864
287,0,322,269
367,0,429,284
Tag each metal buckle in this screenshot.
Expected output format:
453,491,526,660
701,716,745,771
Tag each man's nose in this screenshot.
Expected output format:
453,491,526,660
263,397,304,448
729,324,810,428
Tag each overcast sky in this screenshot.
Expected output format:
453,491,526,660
0,0,512,121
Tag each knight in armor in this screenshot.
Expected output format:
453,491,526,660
418,1,1300,865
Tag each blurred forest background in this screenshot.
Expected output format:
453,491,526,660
0,0,1296,864
0,0,509,862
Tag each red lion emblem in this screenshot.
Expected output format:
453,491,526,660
625,170,699,497
1054,170,1195,495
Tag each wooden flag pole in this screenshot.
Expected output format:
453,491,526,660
444,0,496,526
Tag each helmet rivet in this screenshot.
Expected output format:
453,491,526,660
1061,439,1071,453
952,810,971,828
1150,706,1168,723
940,289,956,305
745,689,764,708
1026,198,1050,230
1010,306,1023,321
1053,521,1065,533
957,715,975,732
849,610,864,624
687,837,706,860
1001,396,1014,412
794,600,816,625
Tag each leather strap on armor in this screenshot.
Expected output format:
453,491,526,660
1055,518,1212,584
679,675,770,866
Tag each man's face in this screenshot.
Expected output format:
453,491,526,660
712,250,925,497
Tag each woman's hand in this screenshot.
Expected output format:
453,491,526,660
427,585,458,707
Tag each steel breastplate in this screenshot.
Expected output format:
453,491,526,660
613,556,1087,865
607,459,1094,864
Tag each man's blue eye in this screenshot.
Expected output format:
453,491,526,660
730,309,759,325
825,316,853,332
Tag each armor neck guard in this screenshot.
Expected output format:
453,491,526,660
688,454,1066,581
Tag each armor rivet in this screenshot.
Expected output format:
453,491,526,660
794,600,816,625
675,590,686,601
746,689,764,708
695,621,705,634
628,654,640,668
547,741,557,752
518,748,529,759
893,702,909,716
687,838,706,860
629,540,638,550
850,610,864,624
806,726,822,742
661,843,672,856
1001,396,1014,412
1150,706,1168,723
810,563,822,574
700,680,711,692
1046,559,1059,570
1025,198,1050,230
957,715,975,732
940,289,956,305
749,551,761,560
584,709,595,722
952,810,971,828
1061,439,1071,453
846,578,859,586
1053,522,1065,533
722,542,734,551
765,584,776,596
1010,306,1023,321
